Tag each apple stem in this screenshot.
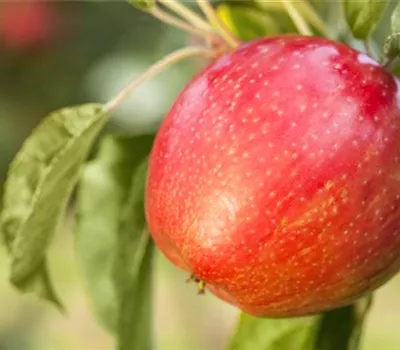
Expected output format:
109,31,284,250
150,5,216,41
104,46,216,113
158,0,212,32
364,39,377,60
186,273,206,294
280,0,313,36
197,280,206,295
196,0,241,49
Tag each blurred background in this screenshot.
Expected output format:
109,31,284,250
0,1,400,349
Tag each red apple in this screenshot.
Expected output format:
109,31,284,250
0,1,55,51
145,35,400,317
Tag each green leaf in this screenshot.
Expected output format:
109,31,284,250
75,134,155,350
225,0,331,36
311,297,372,350
229,313,316,350
384,1,400,58
392,1,400,33
229,297,373,350
223,0,256,7
117,237,154,350
313,1,344,40
0,103,107,308
115,159,155,350
284,0,331,37
217,4,280,41
221,1,294,35
343,0,389,39
128,0,155,11
253,0,330,37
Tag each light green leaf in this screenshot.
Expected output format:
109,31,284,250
231,1,294,34
75,134,155,350
254,0,330,37
287,0,331,37
223,0,256,7
384,1,400,58
128,0,156,11
312,1,344,40
229,313,316,350
131,0,329,37
229,297,373,350
217,4,280,41
343,0,389,39
1,103,107,308
392,1,400,33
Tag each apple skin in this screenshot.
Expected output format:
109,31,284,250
145,35,400,317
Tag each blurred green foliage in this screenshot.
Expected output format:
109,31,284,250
0,1,196,189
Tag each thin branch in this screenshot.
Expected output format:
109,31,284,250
151,5,215,40
364,38,376,60
158,0,212,32
104,46,216,113
196,0,241,48
280,0,313,36
294,0,331,38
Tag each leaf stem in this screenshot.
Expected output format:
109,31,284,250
364,38,377,60
158,0,212,32
104,46,216,113
150,5,216,40
383,56,400,72
351,295,373,350
196,0,241,49
280,0,313,36
296,0,331,38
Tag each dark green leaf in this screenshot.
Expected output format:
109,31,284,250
128,0,156,11
311,297,372,350
117,237,154,350
229,297,373,350
116,160,155,350
217,4,279,41
384,1,400,58
75,134,155,349
0,103,107,308
343,0,389,39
